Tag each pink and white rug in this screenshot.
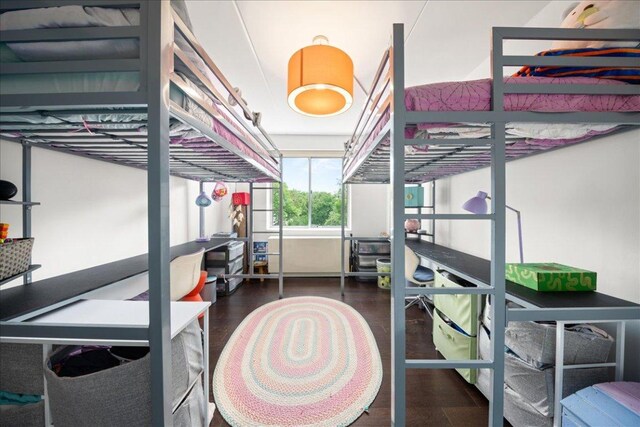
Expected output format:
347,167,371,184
212,296,383,426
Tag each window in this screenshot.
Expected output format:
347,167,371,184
272,157,347,227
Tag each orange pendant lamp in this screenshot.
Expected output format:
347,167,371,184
287,36,353,117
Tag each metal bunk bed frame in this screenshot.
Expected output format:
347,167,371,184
342,24,639,426
0,1,283,424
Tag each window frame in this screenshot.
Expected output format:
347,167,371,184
269,156,350,230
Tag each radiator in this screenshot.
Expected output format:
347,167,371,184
267,236,349,275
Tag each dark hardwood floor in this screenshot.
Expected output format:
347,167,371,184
204,277,493,427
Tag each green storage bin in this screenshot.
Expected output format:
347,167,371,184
505,263,597,292
433,270,478,336
433,309,477,384
404,187,424,207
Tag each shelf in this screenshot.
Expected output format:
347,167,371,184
0,200,40,206
0,264,41,286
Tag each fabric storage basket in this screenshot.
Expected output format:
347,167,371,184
482,297,613,368
433,270,478,336
0,343,44,395
477,362,553,427
0,401,45,427
479,325,611,417
0,237,33,280
173,376,206,427
433,309,477,383
44,320,203,426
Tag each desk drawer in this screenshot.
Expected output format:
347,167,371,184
433,270,478,336
433,309,477,383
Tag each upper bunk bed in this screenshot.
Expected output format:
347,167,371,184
343,27,640,184
0,0,281,183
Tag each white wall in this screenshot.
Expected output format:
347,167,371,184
433,130,640,380
0,139,228,287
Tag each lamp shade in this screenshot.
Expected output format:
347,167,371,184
195,191,212,207
462,191,489,214
287,36,353,117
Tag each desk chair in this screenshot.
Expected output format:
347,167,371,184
170,248,205,301
404,246,435,313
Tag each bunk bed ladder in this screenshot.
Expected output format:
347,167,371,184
245,175,285,299
390,23,506,426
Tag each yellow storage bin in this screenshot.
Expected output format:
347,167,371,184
433,270,478,336
433,309,477,384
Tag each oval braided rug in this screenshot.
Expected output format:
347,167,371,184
213,296,383,426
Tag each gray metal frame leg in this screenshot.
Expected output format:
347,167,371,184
203,310,210,425
615,321,626,381
43,343,52,427
554,321,566,427
145,1,173,425
22,142,33,284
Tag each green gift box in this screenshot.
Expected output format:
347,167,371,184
404,187,424,207
505,263,597,292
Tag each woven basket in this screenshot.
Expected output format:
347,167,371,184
0,238,34,280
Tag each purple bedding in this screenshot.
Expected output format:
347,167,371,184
345,76,640,180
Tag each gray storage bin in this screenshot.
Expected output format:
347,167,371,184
0,401,45,427
479,325,611,417
354,266,377,281
0,343,44,395
218,276,243,295
483,298,613,368
207,241,245,262
356,254,379,268
44,320,203,426
173,376,206,427
355,241,390,255
477,369,553,427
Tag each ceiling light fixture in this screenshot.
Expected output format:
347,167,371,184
287,35,353,117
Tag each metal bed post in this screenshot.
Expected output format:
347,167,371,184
340,162,346,296
278,154,284,298
145,1,172,425
390,23,407,427
489,27,507,427
249,182,254,280
431,180,436,243
22,141,33,284
198,181,206,240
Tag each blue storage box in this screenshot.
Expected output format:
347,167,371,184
404,187,424,207
561,383,640,427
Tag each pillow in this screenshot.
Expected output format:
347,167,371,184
552,1,640,50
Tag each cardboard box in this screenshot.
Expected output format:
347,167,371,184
404,187,424,207
505,263,597,292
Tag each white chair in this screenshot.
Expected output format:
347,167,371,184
405,246,435,312
170,248,205,301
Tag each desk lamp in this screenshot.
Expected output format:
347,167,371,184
462,191,524,263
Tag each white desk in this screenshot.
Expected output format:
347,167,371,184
2,299,212,426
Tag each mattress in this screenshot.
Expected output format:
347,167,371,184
344,76,640,181
0,3,279,179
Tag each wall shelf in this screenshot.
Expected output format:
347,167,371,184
0,200,41,206
0,264,41,287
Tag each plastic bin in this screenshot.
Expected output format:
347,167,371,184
376,258,391,289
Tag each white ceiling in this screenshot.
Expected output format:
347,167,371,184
185,0,570,137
